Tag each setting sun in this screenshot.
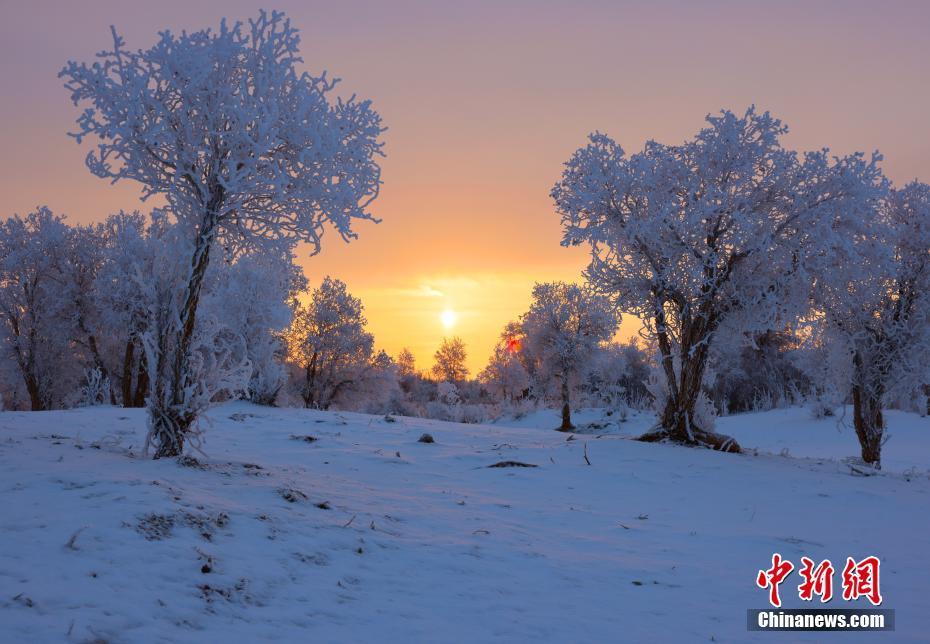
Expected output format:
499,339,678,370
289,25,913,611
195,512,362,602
440,308,457,329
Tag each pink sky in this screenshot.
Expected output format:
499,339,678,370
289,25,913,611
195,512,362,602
2,0,928,372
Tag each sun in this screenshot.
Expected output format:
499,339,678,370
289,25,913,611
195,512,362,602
440,308,457,329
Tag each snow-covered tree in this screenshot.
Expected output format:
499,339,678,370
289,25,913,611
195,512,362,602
204,251,304,405
705,329,810,414
66,222,114,403
91,210,303,413
335,349,400,413
133,219,253,453
478,322,530,403
396,348,417,378
814,182,930,468
287,277,375,409
553,107,884,450
0,208,75,410
93,211,163,407
584,341,651,411
61,10,385,456
432,337,469,383
521,282,618,430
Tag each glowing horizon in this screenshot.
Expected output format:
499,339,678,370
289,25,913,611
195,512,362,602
2,0,928,373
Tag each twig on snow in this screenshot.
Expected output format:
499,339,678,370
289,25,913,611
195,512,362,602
65,526,88,551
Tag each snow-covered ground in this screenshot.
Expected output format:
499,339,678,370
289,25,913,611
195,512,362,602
496,405,930,473
1,403,928,642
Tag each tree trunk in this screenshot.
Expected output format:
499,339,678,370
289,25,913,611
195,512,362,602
25,373,43,411
557,376,574,431
152,240,212,457
132,346,149,408
662,355,703,443
852,384,883,468
148,200,221,459
77,307,115,405
121,338,135,407
17,322,47,411
850,351,885,469
303,352,318,408
87,334,115,405
637,318,740,453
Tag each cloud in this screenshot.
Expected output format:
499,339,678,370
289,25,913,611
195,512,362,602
389,284,445,298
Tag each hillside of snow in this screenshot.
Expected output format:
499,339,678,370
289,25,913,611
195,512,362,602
1,403,928,642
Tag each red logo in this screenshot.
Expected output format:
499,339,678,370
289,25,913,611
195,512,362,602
756,554,882,607
798,557,834,603
756,553,794,608
841,556,882,606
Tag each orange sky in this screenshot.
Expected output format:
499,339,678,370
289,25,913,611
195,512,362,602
2,0,928,373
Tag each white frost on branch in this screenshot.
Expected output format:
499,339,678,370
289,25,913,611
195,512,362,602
60,10,384,256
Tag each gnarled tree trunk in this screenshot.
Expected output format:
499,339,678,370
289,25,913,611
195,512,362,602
851,353,884,468
637,307,741,453
852,385,883,467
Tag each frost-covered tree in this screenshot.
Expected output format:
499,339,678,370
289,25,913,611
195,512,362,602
93,210,301,413
396,348,417,378
0,213,116,408
287,277,375,409
335,349,400,413
478,322,530,403
432,337,469,383
814,182,930,468
705,329,810,414
132,218,253,448
94,211,164,407
521,282,618,430
0,208,75,410
66,222,114,404
584,341,651,411
553,107,884,450
204,251,304,405
61,11,385,456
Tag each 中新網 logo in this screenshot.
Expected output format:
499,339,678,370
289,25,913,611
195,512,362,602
756,553,882,607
